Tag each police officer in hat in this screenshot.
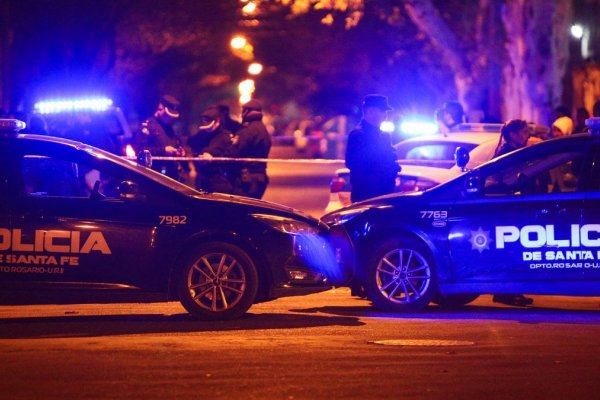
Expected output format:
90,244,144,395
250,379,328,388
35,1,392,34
345,94,400,203
232,99,272,199
134,94,185,180
188,105,237,193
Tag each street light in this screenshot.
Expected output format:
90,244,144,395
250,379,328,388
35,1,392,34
230,35,247,49
571,24,584,39
239,79,255,105
242,2,257,15
248,62,263,75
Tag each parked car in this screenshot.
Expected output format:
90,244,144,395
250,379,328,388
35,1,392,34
0,119,332,320
325,124,502,213
323,122,600,312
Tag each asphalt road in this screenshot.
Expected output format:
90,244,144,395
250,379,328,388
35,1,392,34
262,154,345,218
1,290,599,400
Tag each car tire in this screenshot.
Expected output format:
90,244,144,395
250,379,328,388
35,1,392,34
177,242,259,320
364,237,437,312
432,294,480,308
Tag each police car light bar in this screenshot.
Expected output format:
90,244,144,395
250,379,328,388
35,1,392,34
400,120,439,136
34,97,114,114
0,119,26,133
586,117,600,135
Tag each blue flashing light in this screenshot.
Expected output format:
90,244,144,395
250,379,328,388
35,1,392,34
380,121,395,133
34,97,114,114
400,120,438,136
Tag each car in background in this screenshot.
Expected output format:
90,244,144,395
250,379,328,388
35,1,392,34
323,121,600,312
325,124,502,213
0,119,333,320
30,96,132,155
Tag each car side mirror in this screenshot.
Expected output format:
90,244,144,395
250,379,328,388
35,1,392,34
118,180,143,200
455,146,470,172
464,172,481,196
137,150,152,168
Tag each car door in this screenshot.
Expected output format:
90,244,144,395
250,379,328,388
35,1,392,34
446,139,591,289
5,140,161,288
0,146,11,273
579,141,600,283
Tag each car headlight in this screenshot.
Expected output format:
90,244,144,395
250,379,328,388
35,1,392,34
252,214,319,235
321,206,372,225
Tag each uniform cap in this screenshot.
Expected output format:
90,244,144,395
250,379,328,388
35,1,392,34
160,94,181,118
362,94,392,111
242,99,262,111
199,106,220,121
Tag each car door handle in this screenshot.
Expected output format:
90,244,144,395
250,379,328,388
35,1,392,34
536,205,566,217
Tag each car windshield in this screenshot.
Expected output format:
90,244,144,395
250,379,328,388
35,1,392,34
39,137,202,196
395,140,478,169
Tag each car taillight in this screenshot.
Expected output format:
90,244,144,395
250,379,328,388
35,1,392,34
330,177,346,193
397,177,438,192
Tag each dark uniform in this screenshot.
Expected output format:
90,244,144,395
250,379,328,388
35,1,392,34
188,109,237,194
134,116,183,180
345,119,399,203
233,100,271,199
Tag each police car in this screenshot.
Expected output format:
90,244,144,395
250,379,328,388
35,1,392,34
0,119,333,320
323,118,600,312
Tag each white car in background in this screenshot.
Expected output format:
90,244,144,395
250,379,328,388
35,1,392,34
325,124,503,213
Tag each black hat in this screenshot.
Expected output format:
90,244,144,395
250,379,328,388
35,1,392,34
199,105,220,121
242,99,262,111
160,94,181,118
362,94,392,111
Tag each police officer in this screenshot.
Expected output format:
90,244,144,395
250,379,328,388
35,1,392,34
435,101,465,135
188,106,237,193
134,95,185,180
232,99,271,199
345,94,399,203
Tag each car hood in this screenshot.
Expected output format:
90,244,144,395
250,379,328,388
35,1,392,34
191,192,319,223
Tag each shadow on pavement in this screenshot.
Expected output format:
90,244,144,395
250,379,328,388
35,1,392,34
289,303,600,325
0,312,364,339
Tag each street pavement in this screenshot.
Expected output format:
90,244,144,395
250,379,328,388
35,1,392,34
1,290,599,399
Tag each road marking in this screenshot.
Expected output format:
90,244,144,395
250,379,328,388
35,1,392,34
369,339,475,346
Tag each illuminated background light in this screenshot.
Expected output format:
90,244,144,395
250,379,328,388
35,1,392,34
238,79,255,104
242,2,257,15
380,121,395,133
400,120,439,136
230,35,247,49
248,62,263,75
571,24,584,39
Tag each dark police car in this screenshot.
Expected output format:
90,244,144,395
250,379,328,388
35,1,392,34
0,119,332,320
323,118,600,312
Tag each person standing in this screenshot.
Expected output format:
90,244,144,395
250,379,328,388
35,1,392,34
134,95,185,180
435,101,465,135
233,99,271,199
218,104,242,134
188,106,237,194
345,94,399,203
492,119,534,307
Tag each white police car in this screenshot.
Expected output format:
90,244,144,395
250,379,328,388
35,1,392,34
323,118,600,312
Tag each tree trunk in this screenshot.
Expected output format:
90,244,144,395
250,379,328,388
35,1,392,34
502,0,572,125
403,0,497,121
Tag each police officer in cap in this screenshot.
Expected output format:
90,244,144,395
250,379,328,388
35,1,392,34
134,94,185,180
233,99,272,199
345,94,400,203
188,105,237,193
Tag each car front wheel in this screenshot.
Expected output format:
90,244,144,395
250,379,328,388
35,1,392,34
364,237,437,312
177,242,259,320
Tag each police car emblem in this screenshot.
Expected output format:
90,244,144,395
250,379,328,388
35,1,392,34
469,227,493,253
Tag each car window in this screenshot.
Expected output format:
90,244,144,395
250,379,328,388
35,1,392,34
20,154,123,199
397,142,477,162
483,150,585,197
